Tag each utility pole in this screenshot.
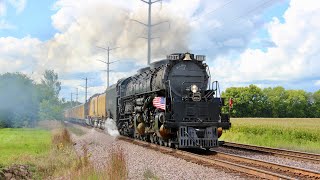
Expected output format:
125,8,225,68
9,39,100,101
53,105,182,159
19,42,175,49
132,0,168,65
81,77,88,103
85,77,87,103
76,88,78,103
96,46,119,88
70,92,73,107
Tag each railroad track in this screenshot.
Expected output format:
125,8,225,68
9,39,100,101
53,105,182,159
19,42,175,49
66,122,320,179
119,136,320,180
222,142,320,164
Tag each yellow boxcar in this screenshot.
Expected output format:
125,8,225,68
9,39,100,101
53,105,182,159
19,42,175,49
88,93,107,120
74,104,85,120
64,104,85,120
88,94,98,118
97,93,106,118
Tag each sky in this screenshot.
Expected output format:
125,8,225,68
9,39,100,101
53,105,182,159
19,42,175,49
0,0,319,102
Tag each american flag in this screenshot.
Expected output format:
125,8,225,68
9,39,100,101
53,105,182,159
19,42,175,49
153,97,166,110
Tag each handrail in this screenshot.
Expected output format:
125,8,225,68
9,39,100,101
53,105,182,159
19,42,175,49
166,80,173,108
206,66,211,89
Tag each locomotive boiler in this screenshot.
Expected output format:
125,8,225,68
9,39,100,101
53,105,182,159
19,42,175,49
65,52,231,149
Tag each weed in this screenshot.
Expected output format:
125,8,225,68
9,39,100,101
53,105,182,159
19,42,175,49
106,145,128,180
52,128,73,149
144,169,159,180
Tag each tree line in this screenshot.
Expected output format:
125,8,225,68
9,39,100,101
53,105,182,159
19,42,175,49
1,71,319,127
0,70,72,128
222,85,320,118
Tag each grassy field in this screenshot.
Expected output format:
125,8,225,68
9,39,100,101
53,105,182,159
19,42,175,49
0,128,51,166
220,118,320,153
0,127,80,178
0,124,132,179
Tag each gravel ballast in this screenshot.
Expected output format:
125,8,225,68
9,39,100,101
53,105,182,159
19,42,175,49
70,124,245,180
217,147,320,172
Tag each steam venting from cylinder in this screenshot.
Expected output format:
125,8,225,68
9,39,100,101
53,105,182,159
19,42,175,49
104,118,120,137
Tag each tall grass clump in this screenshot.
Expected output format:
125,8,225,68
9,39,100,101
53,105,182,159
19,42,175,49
51,128,72,148
3,128,78,179
106,145,128,180
70,145,128,180
33,128,77,178
221,118,320,153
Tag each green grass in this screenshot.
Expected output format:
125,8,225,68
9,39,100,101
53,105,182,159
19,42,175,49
220,118,320,153
0,128,51,166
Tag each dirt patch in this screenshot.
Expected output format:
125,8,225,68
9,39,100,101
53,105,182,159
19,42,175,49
0,164,32,180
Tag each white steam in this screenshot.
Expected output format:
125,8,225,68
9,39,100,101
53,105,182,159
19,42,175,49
104,118,120,137
42,0,191,75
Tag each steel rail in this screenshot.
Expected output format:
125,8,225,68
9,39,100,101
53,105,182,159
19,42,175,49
67,122,320,179
223,142,320,164
212,150,320,179
118,136,295,180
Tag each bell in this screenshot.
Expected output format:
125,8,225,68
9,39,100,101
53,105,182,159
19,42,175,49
183,52,192,61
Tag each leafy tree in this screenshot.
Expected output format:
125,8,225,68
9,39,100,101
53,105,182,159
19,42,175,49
39,99,63,120
286,90,308,117
38,70,63,120
222,85,269,117
311,90,320,117
262,86,289,117
41,70,61,97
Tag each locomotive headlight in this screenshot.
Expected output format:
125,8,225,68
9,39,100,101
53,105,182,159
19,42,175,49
191,84,198,93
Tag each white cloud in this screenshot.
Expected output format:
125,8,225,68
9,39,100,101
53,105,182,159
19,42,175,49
0,0,26,16
0,0,26,31
0,1,6,16
7,0,26,14
0,36,44,73
190,0,281,58
4,0,318,100
211,0,320,88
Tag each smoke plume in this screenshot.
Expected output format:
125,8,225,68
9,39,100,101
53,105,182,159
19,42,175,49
43,0,191,75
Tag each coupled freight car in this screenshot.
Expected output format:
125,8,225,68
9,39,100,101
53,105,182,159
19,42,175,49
65,52,231,149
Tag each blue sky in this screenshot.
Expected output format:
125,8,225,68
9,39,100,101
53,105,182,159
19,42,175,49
1,0,319,102
0,0,57,40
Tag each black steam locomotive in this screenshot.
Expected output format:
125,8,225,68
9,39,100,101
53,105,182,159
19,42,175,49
106,52,231,149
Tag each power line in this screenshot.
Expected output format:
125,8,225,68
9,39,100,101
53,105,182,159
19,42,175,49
132,0,169,65
191,0,235,22
96,45,120,88
200,0,279,49
231,0,277,23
